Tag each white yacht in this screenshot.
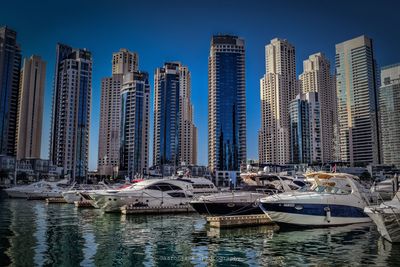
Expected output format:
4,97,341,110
62,182,112,204
89,177,217,212
190,175,305,216
364,190,400,242
259,172,373,227
4,179,70,199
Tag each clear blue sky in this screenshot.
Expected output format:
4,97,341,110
1,0,399,170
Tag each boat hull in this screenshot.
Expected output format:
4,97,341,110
365,206,400,242
4,190,28,198
260,203,371,227
190,202,263,216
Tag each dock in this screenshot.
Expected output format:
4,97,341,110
74,200,95,208
121,204,195,215
206,214,273,228
46,197,67,204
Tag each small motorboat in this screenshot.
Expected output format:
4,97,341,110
259,172,373,227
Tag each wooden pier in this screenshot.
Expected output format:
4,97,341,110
206,214,273,228
46,197,67,204
121,204,195,215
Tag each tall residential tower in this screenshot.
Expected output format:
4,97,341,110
379,63,400,167
335,36,380,166
16,55,46,160
208,35,246,172
49,44,92,181
258,38,297,165
299,53,338,163
98,49,138,176
153,62,197,168
119,71,150,177
0,26,21,156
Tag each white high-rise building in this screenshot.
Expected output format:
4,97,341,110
49,44,92,181
335,36,380,166
299,53,338,163
258,38,297,165
98,49,138,176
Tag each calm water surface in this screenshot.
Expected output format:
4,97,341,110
0,193,399,266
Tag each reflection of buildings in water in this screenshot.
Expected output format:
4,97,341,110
44,204,85,265
261,223,379,266
120,214,196,266
33,204,48,266
0,196,12,265
7,200,37,266
202,224,278,266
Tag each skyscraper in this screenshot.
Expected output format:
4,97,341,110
153,62,197,168
379,63,400,167
119,71,150,177
335,35,380,166
299,53,338,163
289,92,321,164
0,26,21,156
49,44,92,181
258,38,297,165
208,35,246,172
98,49,138,176
16,55,46,160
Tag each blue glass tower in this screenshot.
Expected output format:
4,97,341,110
208,35,247,172
0,26,21,156
120,71,150,177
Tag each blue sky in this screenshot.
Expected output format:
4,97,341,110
1,0,399,170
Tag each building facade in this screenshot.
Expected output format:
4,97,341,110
208,35,246,172
258,38,297,165
379,63,400,167
120,71,150,177
153,62,197,169
335,36,380,166
289,92,321,164
49,44,92,181
0,26,21,156
98,49,138,176
299,53,338,163
16,55,46,160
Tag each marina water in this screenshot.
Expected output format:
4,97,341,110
0,193,399,266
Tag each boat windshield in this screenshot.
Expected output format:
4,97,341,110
313,185,350,195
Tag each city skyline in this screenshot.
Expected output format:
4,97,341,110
1,0,400,170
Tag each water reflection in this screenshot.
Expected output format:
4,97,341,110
1,194,400,266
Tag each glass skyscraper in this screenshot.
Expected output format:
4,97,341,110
0,26,21,156
153,62,197,169
208,35,246,172
49,44,92,182
119,71,150,177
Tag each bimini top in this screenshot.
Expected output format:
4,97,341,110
305,172,359,180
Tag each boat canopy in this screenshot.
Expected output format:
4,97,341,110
305,172,359,180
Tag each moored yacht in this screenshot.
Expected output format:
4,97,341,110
190,174,305,216
89,177,217,212
365,189,400,242
4,179,70,199
259,172,373,227
62,182,112,204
